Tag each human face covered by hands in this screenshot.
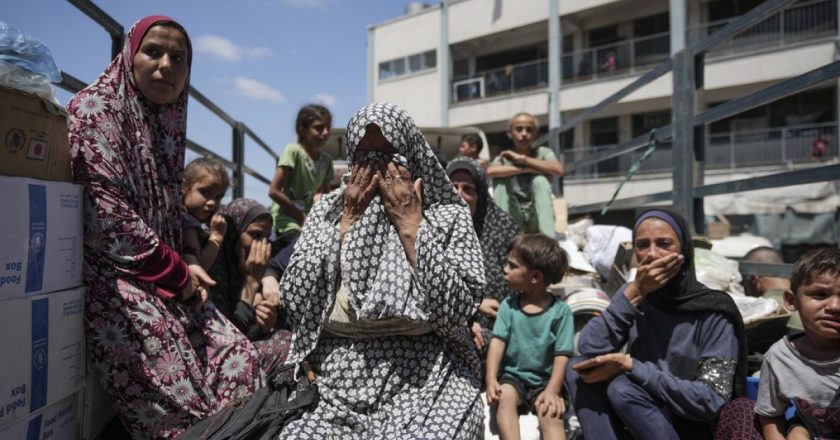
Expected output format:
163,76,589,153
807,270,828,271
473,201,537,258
238,217,272,281
631,218,685,298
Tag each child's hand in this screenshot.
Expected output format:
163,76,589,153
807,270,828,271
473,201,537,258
786,424,810,440
486,381,502,406
210,213,227,240
534,390,565,419
478,298,500,318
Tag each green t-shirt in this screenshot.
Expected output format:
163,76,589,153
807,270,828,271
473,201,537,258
270,143,334,234
492,294,574,387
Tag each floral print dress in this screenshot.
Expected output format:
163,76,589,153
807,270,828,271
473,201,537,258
68,16,261,439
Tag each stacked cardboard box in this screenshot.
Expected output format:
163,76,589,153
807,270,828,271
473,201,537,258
0,86,86,440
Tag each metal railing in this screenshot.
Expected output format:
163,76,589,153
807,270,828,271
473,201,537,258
452,58,548,102
687,0,837,56
562,32,671,83
531,0,840,240
565,122,837,178
451,0,836,103
60,0,276,198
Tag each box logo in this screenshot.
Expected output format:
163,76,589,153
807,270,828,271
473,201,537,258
5,129,25,153
26,185,47,293
30,298,49,412
26,138,47,161
26,413,42,440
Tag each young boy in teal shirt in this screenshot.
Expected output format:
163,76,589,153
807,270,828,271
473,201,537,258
487,233,573,440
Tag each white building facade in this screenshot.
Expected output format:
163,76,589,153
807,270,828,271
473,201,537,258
368,0,838,211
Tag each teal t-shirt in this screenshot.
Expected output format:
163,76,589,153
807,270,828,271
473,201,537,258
492,294,574,387
270,143,334,234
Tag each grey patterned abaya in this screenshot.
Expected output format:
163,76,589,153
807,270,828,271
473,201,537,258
279,103,486,439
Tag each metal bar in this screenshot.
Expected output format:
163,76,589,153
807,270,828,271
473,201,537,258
694,163,840,197
548,0,561,195
67,0,124,58
533,59,674,147
568,191,673,215
739,261,792,278
439,0,450,126
672,50,697,233
669,0,686,55
565,125,673,173
689,0,797,55
695,60,840,127
232,123,246,198
243,126,280,161
58,71,87,93
188,87,237,126
187,140,271,185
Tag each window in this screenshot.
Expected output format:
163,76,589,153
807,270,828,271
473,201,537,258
378,49,437,81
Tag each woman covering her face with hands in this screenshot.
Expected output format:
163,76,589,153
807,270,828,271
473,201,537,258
565,209,746,440
279,103,487,439
67,16,263,438
208,198,292,372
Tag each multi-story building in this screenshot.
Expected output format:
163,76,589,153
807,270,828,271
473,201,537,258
367,0,838,220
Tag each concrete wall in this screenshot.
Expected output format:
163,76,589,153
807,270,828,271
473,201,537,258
375,72,443,126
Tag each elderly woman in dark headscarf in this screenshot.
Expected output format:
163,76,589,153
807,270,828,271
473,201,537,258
278,103,486,439
446,156,521,351
565,209,746,440
208,198,292,372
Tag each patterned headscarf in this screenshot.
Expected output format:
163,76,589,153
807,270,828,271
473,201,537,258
281,103,486,370
68,16,191,269
446,156,520,304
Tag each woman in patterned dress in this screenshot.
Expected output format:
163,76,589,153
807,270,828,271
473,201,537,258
68,16,263,439
279,103,487,439
208,198,292,373
445,156,521,354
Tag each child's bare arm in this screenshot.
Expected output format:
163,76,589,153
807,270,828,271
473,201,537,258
182,228,202,267
261,275,281,306
198,214,226,270
759,415,787,440
485,337,506,405
535,355,570,418
785,424,810,440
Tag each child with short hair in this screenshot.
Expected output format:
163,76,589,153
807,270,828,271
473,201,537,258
181,157,229,270
486,112,564,238
756,247,840,440
486,233,573,440
268,104,334,250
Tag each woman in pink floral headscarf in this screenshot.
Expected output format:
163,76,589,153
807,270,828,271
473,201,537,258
68,16,264,438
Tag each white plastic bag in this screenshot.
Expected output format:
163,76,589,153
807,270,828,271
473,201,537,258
694,248,744,295
583,225,633,279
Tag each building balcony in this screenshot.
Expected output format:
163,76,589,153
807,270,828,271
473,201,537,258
565,122,837,180
450,0,836,103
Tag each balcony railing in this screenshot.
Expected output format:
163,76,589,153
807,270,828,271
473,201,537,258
562,31,671,84
687,0,837,56
451,0,836,103
565,122,837,179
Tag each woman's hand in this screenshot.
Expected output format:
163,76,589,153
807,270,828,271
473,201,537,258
471,322,485,349
534,390,565,419
254,293,279,333
180,264,215,307
244,238,271,281
571,353,633,384
624,252,684,306
478,298,501,318
209,213,227,243
378,161,422,236
340,161,380,241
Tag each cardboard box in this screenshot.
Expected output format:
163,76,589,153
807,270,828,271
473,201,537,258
707,213,731,239
81,365,114,440
0,86,72,182
0,287,85,429
0,393,78,440
0,176,83,300
604,241,634,297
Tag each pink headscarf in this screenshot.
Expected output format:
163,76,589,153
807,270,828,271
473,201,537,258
68,16,192,291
